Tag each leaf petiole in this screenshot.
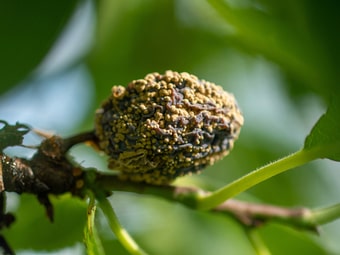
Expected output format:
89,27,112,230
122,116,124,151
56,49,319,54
247,229,272,255
84,192,105,255
197,148,321,210
98,196,149,255
306,203,340,226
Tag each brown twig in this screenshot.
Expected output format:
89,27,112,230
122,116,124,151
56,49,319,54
93,173,316,231
0,130,317,234
214,199,314,230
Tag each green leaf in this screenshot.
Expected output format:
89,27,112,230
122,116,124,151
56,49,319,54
0,120,30,151
304,96,340,161
207,0,337,98
0,0,80,93
3,194,87,251
258,223,328,255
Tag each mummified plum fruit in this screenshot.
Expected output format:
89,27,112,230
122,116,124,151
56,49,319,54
95,71,244,185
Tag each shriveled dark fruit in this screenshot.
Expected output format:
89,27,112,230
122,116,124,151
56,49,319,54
95,71,244,185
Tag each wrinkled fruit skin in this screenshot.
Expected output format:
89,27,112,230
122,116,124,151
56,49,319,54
95,71,244,185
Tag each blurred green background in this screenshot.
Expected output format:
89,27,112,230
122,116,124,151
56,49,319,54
1,0,340,254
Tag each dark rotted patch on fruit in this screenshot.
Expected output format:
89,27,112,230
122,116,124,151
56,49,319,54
95,71,244,185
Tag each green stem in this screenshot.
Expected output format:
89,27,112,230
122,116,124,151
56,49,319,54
84,192,105,255
197,149,320,210
98,196,149,255
247,229,272,255
306,203,340,225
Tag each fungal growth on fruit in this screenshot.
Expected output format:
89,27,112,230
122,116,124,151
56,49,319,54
95,71,244,185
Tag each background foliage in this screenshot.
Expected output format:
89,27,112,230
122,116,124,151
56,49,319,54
1,0,340,254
